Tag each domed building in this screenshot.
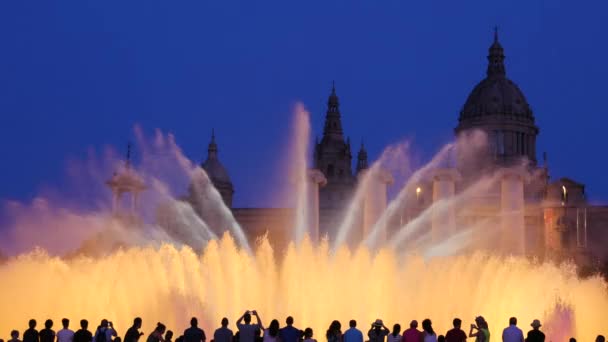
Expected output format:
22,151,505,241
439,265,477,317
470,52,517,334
200,130,234,207
456,29,539,172
157,29,608,270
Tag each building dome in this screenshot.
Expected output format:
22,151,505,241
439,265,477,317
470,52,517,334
202,158,232,184
455,29,539,167
460,76,534,122
199,130,234,207
459,29,534,123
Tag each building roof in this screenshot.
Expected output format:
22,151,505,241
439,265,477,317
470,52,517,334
459,29,535,123
201,129,233,185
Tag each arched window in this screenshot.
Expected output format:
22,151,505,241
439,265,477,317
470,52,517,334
561,185,568,206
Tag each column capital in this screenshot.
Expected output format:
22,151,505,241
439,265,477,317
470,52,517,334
497,167,530,182
357,167,394,185
429,168,462,182
308,168,327,186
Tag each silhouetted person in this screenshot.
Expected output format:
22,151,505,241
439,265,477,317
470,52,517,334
438,336,445,342
165,332,173,342
237,311,263,342
445,319,466,342
124,318,144,342
253,329,263,342
58,319,75,342
302,328,315,342
368,320,389,342
95,320,117,342
468,317,489,342
74,320,93,342
184,318,206,342
524,320,543,342
502,317,523,342
387,324,401,342
9,330,22,342
421,319,436,342
597,336,606,342
401,321,420,342
147,323,166,342
279,317,301,342
214,318,233,342
325,321,341,342
40,319,56,342
568,338,576,342
263,320,280,342
343,320,362,342
24,319,40,342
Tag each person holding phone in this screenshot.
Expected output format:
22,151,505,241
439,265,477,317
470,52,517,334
468,317,489,342
237,311,264,342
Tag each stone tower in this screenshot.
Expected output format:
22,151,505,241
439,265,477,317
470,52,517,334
356,141,369,174
314,82,356,210
455,28,539,174
201,130,234,207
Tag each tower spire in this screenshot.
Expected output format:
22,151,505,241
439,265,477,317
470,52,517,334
208,129,218,159
125,142,132,169
357,139,368,173
322,81,343,139
487,27,506,78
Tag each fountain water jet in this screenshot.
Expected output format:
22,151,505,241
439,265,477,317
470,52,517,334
1,120,607,342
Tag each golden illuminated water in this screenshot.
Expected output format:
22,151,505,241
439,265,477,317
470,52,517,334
1,116,607,341
1,234,606,341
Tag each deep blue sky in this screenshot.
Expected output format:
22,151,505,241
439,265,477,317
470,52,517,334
1,1,607,208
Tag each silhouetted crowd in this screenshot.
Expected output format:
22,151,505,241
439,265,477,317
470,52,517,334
2,312,605,342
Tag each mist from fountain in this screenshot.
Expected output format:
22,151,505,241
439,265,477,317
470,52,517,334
290,103,312,244
0,108,607,341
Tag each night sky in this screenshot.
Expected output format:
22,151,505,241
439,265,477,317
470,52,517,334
1,1,607,208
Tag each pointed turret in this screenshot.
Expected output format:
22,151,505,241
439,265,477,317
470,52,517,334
356,141,368,174
314,82,356,216
207,128,218,159
487,26,506,78
322,81,344,140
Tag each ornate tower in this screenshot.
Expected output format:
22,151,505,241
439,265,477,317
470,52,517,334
106,143,146,220
314,82,356,210
200,130,234,207
356,141,368,174
455,28,539,173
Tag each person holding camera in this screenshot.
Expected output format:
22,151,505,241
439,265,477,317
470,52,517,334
237,311,264,342
368,320,389,342
468,317,489,342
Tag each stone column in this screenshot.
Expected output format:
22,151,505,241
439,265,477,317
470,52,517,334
361,168,394,244
430,168,461,243
307,169,327,244
500,169,527,255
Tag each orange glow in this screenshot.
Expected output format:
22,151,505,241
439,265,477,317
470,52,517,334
1,234,606,341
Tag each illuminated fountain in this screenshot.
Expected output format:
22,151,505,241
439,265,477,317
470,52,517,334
0,108,607,342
